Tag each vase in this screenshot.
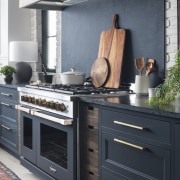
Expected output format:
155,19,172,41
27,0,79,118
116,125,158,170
4,75,13,84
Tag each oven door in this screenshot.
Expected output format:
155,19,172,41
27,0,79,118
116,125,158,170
20,111,37,164
19,105,76,180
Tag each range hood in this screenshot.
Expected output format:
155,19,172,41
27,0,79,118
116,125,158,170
19,0,88,11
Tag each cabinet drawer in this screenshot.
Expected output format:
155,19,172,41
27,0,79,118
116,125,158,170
0,87,18,102
101,132,170,180
0,102,17,125
101,109,170,144
0,122,18,153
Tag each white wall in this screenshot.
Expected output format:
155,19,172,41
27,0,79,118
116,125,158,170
166,0,178,72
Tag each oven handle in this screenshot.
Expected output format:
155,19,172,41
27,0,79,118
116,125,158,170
16,105,73,126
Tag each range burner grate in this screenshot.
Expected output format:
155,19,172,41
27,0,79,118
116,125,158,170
26,83,132,95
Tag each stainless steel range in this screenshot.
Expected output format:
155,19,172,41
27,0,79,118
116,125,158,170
17,83,131,180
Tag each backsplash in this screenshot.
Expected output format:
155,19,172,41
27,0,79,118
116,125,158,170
31,0,177,84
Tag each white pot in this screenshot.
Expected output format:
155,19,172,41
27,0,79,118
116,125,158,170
61,68,85,85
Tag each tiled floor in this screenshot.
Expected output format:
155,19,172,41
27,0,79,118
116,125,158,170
0,147,40,180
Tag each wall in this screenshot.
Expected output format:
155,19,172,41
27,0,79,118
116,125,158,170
61,0,165,87
31,0,178,85
166,0,178,71
0,0,32,83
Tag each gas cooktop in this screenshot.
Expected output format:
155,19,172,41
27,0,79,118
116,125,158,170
26,83,132,95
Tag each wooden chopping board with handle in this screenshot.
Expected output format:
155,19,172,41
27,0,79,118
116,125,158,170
98,15,126,88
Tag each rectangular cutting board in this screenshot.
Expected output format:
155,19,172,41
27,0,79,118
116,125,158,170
98,15,126,88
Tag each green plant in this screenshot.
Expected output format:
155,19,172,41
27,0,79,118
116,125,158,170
0,65,16,77
148,50,180,105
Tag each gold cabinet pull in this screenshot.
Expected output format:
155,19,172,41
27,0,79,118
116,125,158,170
114,120,144,130
1,92,11,97
1,124,12,131
1,102,12,107
114,138,144,151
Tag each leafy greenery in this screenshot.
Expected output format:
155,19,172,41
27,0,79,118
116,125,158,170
0,65,16,77
148,50,180,105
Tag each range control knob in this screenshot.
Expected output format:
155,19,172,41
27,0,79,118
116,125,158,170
31,97,35,104
49,101,55,109
60,103,66,112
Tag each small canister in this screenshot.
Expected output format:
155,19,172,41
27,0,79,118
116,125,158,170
134,75,149,95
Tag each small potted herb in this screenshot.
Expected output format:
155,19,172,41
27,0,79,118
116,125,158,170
0,65,16,84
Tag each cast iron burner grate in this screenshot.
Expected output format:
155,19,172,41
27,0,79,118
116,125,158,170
26,83,132,95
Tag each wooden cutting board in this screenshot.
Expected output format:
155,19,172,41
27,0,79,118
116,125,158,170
98,15,126,88
90,57,109,88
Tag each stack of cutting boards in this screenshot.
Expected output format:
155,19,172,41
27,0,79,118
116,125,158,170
91,14,126,88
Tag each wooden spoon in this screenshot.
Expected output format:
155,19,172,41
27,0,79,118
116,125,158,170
135,57,145,75
146,59,155,76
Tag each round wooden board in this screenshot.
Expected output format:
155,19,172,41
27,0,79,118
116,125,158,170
90,57,109,88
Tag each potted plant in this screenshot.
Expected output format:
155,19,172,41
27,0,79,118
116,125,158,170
0,65,16,84
148,50,180,105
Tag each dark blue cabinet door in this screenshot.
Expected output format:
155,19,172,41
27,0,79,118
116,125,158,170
101,131,170,180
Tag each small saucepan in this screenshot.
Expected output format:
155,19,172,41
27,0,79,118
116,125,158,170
61,68,86,85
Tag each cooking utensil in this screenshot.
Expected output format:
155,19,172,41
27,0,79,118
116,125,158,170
38,73,53,83
98,14,126,88
61,68,85,85
90,57,109,88
135,57,145,75
42,64,47,76
40,64,53,83
145,59,155,76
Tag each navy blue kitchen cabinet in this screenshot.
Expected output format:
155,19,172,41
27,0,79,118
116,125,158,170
0,86,19,155
79,95,180,180
100,109,171,180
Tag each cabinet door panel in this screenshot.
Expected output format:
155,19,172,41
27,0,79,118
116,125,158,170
0,121,18,153
101,132,170,180
102,168,130,180
0,102,17,125
175,124,180,180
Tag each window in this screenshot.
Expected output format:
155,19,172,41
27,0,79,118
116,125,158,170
42,10,57,72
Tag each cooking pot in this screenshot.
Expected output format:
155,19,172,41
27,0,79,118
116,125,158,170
61,68,85,85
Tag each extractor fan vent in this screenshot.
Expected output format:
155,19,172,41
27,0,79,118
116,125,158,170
19,0,88,10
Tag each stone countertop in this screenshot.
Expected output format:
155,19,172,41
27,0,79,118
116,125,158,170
80,94,180,119
0,83,26,89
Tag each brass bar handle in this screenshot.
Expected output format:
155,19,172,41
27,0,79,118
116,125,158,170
1,102,12,107
114,120,144,130
1,124,12,131
1,92,12,97
32,109,73,126
114,138,144,151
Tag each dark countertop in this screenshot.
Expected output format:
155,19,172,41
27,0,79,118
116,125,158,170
80,94,180,119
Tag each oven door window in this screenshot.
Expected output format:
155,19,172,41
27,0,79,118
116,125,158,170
23,117,33,149
40,123,67,169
